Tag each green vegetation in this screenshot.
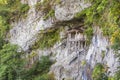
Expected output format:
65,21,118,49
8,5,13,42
92,63,108,80
0,0,120,80
75,0,120,50
84,27,93,43
35,0,60,11
0,0,56,79
34,73,55,80
0,0,29,48
0,16,8,49
0,44,54,80
0,1,53,80
43,9,55,20
35,0,54,20
110,29,120,50
92,63,120,80
101,50,105,60
0,0,29,22
35,0,51,11
32,28,60,49
23,56,54,80
84,0,120,80
35,0,61,20
74,9,87,19
76,1,120,79
113,70,120,80
0,43,25,80
81,60,86,66
0,3,30,79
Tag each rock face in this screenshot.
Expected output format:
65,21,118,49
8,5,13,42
48,27,119,80
9,0,90,51
55,0,90,21
9,0,119,80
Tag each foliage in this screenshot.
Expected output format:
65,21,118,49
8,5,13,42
35,0,61,20
0,0,29,21
0,43,25,80
0,0,8,5
33,56,53,75
0,0,120,80
0,44,53,80
84,27,93,40
74,9,87,19
81,60,86,66
76,0,120,50
80,0,120,79
113,70,120,80
32,29,60,49
35,0,60,11
34,74,51,80
92,63,108,80
101,50,105,60
0,0,29,48
0,0,29,47
43,9,55,20
112,52,120,80
0,16,8,49
34,73,55,80
0,1,54,80
22,56,53,80
110,29,120,50
91,0,120,50
20,4,30,14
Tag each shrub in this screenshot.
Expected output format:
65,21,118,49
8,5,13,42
110,29,120,50
22,56,53,80
84,27,93,44
76,0,120,50
0,45,53,80
0,0,29,21
34,56,53,74
43,9,55,20
34,73,55,80
0,16,9,49
113,70,120,80
20,4,30,14
32,29,60,49
0,43,25,80
35,0,62,20
92,63,108,80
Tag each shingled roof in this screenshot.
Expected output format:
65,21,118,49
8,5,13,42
67,25,85,34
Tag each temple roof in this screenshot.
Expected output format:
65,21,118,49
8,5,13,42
67,26,85,33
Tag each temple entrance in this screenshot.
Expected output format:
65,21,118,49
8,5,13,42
66,27,87,53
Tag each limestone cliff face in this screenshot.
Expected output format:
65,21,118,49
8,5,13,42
9,0,119,80
49,27,119,80
9,0,90,51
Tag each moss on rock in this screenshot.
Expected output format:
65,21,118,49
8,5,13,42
32,28,60,50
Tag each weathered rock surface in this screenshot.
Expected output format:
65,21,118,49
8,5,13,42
55,0,90,21
8,0,119,80
9,0,90,51
28,27,119,80
49,27,119,80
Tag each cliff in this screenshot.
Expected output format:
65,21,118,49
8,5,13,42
0,0,120,80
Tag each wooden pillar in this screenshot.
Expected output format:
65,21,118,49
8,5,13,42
78,41,80,50
68,33,71,39
67,33,71,54
75,31,78,40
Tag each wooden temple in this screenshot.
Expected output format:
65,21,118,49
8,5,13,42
66,26,87,52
